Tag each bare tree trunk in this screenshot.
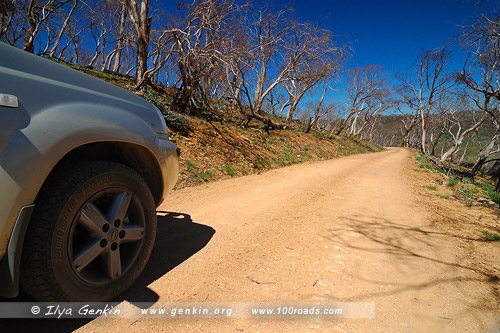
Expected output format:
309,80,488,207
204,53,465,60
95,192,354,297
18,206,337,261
472,132,500,174
420,112,428,154
305,86,327,133
112,1,127,72
278,97,290,118
49,0,78,58
0,1,16,39
440,112,486,162
23,0,69,53
126,0,151,91
430,131,444,156
23,0,37,53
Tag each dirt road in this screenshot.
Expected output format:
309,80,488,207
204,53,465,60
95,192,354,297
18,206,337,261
13,148,500,331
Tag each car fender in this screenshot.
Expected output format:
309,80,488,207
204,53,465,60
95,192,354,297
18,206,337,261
0,101,159,259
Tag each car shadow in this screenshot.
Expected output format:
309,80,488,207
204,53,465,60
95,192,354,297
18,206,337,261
118,211,216,303
0,211,215,332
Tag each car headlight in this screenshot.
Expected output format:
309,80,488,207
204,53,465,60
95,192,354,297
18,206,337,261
153,106,169,136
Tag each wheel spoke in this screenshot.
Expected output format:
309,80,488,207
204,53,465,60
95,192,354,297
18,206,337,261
121,226,145,243
107,191,131,223
79,202,109,235
104,247,122,279
73,240,105,272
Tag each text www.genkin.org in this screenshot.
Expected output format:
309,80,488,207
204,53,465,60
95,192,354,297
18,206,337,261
141,305,233,317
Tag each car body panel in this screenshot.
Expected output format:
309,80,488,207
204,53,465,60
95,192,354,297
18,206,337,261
0,43,179,295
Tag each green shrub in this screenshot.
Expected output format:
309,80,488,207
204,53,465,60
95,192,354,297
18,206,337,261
462,177,473,184
225,164,236,176
446,179,459,187
458,185,477,206
487,190,500,205
186,160,196,172
195,171,212,182
481,230,500,241
419,163,433,170
477,181,494,192
458,185,477,198
144,90,191,134
163,110,191,133
416,154,428,163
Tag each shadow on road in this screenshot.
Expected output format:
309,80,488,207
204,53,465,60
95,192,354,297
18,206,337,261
320,215,499,306
0,211,215,332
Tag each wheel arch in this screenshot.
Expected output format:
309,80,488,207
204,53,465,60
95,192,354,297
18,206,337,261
39,141,164,206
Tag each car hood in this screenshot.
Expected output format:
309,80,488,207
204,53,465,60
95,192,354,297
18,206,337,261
0,42,155,116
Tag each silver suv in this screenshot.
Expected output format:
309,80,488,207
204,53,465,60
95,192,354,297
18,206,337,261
0,43,179,301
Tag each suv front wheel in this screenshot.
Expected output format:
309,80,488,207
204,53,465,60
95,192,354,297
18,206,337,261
20,161,157,301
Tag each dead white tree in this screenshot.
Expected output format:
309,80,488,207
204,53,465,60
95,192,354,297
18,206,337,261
281,22,345,122
393,99,420,148
397,49,451,154
166,0,239,113
458,13,500,173
0,1,16,39
111,0,129,72
440,105,487,162
22,0,71,53
86,2,112,68
428,96,455,156
126,0,151,90
337,65,389,136
55,14,88,64
48,0,78,58
304,85,328,133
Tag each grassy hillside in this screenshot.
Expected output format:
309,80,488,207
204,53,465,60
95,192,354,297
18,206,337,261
70,65,381,189
170,117,380,189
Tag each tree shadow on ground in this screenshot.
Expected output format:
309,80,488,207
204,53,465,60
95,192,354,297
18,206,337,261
0,211,215,332
319,215,499,315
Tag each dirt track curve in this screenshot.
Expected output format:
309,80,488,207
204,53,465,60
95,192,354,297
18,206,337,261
7,148,500,332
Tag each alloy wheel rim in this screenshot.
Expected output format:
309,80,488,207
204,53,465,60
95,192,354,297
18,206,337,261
68,188,146,284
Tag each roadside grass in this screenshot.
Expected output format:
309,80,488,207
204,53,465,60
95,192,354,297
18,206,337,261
481,230,500,242
187,160,196,172
224,164,236,176
419,163,433,170
445,173,499,207
488,190,500,205
478,182,500,205
413,150,499,209
416,154,429,164
416,153,434,171
196,171,213,182
458,185,478,207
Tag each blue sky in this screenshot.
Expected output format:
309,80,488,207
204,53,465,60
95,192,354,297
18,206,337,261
284,0,496,75
251,0,499,108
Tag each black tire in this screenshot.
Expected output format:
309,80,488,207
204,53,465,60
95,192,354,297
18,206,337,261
20,161,157,301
